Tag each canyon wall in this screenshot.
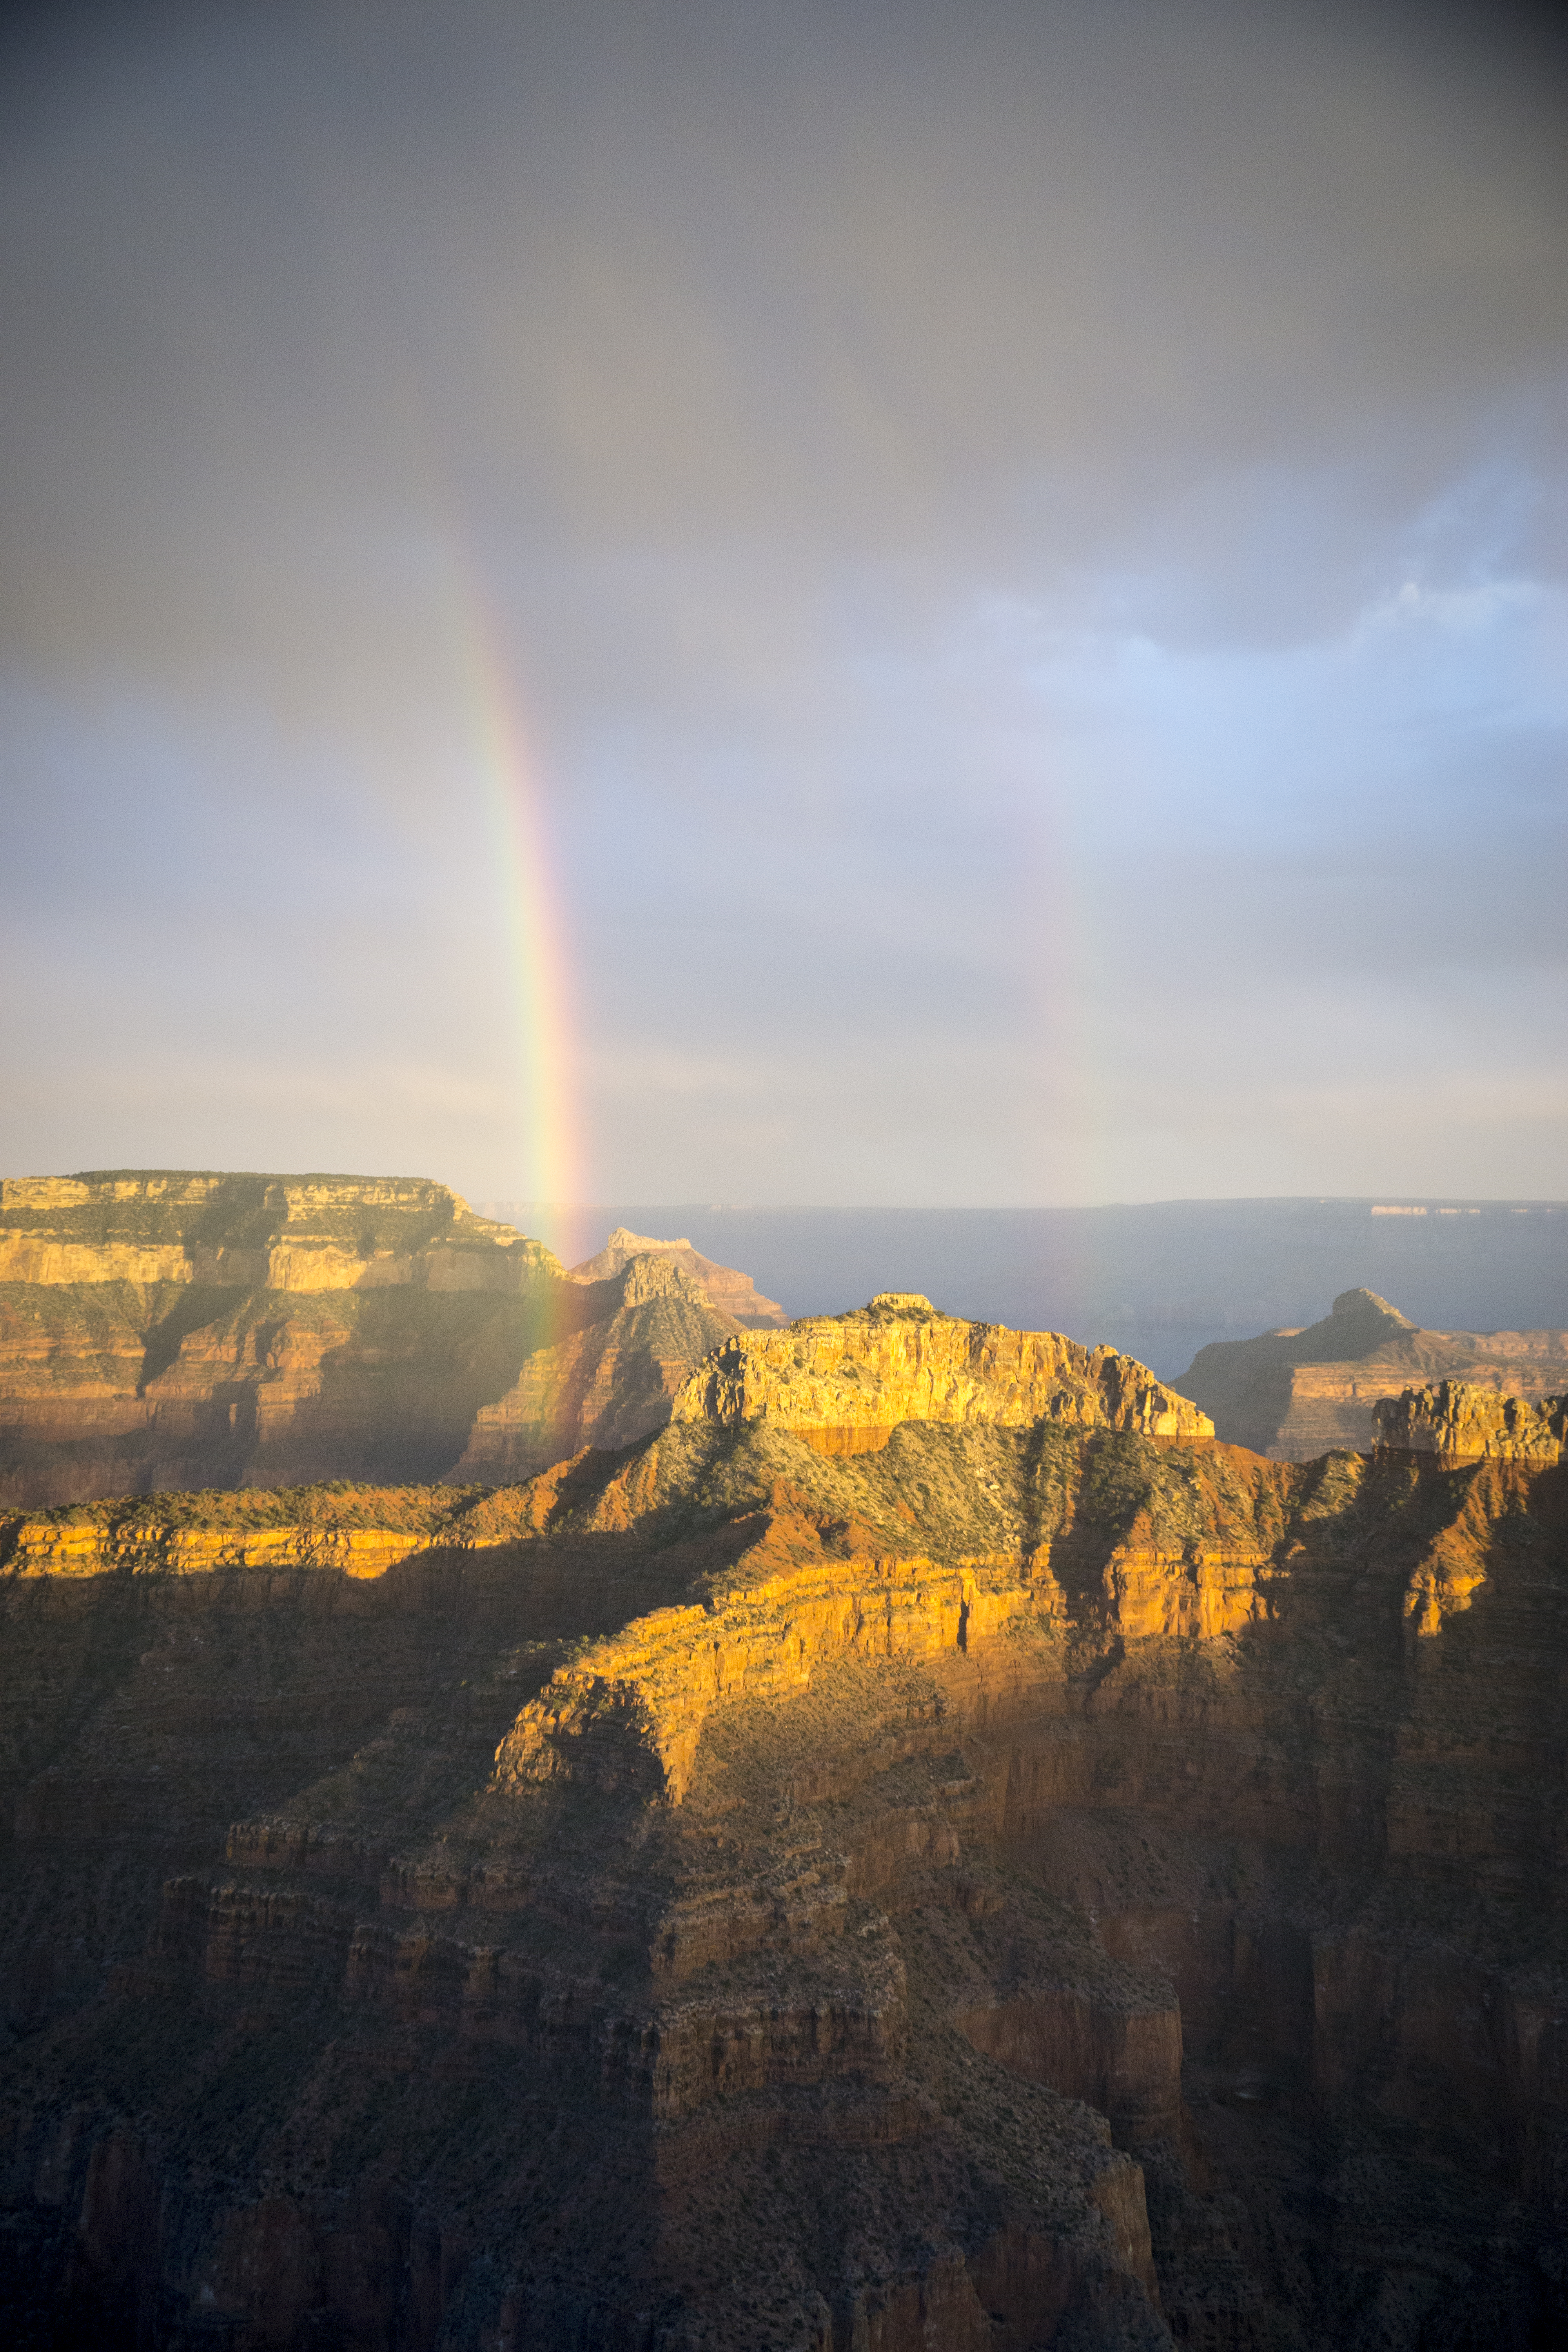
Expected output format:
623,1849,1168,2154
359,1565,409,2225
1181,1284,1568,1457
2,1333,1565,2348
0,1174,768,1505
673,1293,1212,1454
0,1171,545,1292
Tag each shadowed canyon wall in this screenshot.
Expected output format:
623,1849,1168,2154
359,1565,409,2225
1,1303,1565,2348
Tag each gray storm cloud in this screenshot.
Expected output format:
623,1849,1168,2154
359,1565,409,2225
1,0,1565,1200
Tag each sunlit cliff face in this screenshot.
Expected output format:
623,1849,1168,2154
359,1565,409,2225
3,0,1567,1201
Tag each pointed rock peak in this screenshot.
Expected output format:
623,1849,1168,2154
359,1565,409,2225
568,1227,788,1329
1331,1288,1414,1326
608,1226,694,1253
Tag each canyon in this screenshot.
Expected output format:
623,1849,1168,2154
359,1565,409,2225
0,1176,782,1506
1,1292,1565,2350
1180,1285,1568,1459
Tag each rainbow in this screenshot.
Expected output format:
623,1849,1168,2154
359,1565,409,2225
447,573,581,1216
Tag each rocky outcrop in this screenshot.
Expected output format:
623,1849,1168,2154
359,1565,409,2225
674,1294,1213,1455
0,1174,779,1505
1180,1285,1568,1458
4,1388,1568,2347
1374,1377,1568,1464
568,1227,788,1328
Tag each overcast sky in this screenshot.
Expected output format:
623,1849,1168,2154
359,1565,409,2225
3,0,1566,1206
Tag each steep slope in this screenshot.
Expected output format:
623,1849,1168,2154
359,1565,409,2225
568,1227,788,1328
0,1175,766,1504
2,1320,1565,2348
1181,1284,1568,1457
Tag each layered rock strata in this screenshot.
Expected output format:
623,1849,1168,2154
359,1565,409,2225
0,1171,539,1292
1181,1285,1568,1458
3,1368,1566,2347
0,1173,774,1504
673,1294,1212,1455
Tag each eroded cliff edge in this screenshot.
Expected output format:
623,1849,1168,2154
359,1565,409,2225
1,1314,1565,2349
0,1173,772,1504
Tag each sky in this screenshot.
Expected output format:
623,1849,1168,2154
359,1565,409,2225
2,0,1566,1208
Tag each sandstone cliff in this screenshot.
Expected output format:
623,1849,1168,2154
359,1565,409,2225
673,1294,1213,1454
4,1369,1566,2347
0,1173,777,1505
1180,1283,1568,1457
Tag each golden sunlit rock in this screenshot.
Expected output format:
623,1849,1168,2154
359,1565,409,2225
674,1294,1214,1454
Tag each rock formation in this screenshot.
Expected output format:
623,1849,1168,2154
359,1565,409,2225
1180,1284,1568,1457
447,1251,749,1483
673,1294,1212,1455
568,1227,788,1329
0,1169,589,1294
2,1308,1565,2347
0,1174,779,1505
1374,1377,1568,1464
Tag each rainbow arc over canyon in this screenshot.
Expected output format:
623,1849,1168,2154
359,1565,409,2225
451,582,581,1212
